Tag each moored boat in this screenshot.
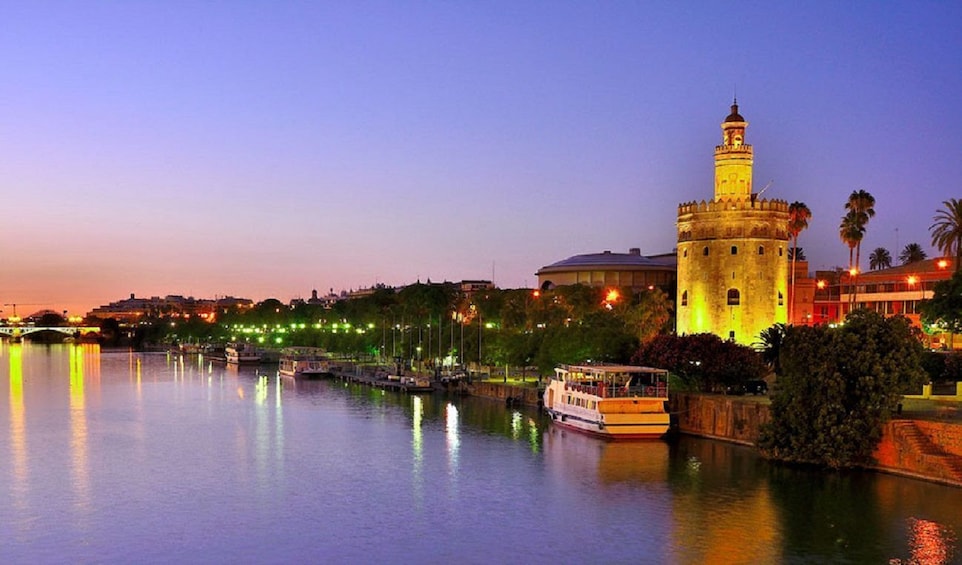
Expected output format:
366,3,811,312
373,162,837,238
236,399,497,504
278,347,331,378
542,364,670,440
225,343,261,365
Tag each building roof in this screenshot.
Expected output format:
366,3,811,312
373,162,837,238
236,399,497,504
538,250,676,273
724,101,744,123
857,257,953,280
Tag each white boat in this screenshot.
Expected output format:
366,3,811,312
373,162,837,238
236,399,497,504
225,344,261,365
542,364,670,440
278,347,331,377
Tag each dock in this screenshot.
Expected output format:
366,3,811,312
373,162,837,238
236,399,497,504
330,364,436,394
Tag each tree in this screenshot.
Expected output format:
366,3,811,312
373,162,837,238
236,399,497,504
899,243,927,265
844,190,875,309
632,333,767,392
788,201,812,323
787,247,806,261
845,189,876,274
758,310,927,469
839,211,863,272
868,247,892,270
930,198,962,273
920,270,962,337
839,211,863,309
755,323,787,375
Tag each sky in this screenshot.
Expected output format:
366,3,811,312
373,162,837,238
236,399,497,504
2,2,961,317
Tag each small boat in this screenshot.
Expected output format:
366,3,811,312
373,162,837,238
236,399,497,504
225,344,261,365
399,375,433,393
542,364,670,440
278,347,331,378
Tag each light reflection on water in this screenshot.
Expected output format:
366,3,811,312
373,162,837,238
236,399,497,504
0,343,960,564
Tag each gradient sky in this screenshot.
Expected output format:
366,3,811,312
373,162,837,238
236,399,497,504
2,2,961,317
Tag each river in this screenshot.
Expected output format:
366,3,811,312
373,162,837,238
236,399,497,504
1,343,960,564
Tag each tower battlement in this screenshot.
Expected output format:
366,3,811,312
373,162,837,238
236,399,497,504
677,197,789,215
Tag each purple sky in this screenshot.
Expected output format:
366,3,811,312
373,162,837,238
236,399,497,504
2,2,960,317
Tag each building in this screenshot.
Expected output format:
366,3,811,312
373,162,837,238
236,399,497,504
810,258,956,347
675,101,790,345
87,294,253,323
536,248,676,292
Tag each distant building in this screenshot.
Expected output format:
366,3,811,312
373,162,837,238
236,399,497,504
87,294,253,323
536,248,676,292
675,101,790,345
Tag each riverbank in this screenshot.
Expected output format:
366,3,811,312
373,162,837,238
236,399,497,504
670,392,962,488
462,381,962,488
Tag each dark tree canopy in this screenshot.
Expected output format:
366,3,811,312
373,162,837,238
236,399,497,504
632,333,767,392
758,310,926,469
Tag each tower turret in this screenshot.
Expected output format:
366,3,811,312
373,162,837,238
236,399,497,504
714,99,753,199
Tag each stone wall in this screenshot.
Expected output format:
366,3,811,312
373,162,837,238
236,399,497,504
670,393,962,487
669,393,771,445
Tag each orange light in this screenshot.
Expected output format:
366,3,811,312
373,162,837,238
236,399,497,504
907,275,918,286
848,268,858,276
605,289,620,303
532,290,540,298
816,280,826,290
937,259,949,269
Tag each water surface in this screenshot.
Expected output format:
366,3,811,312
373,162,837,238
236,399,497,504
1,343,959,564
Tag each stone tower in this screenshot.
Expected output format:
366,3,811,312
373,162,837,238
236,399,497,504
675,101,789,345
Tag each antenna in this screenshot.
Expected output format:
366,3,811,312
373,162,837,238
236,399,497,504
756,180,774,196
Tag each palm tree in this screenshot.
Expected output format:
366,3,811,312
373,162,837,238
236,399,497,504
839,211,863,269
787,247,806,261
869,247,892,270
899,243,928,265
930,198,962,273
787,201,812,323
845,189,876,274
839,211,864,310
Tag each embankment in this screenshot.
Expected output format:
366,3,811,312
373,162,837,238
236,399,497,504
670,392,962,487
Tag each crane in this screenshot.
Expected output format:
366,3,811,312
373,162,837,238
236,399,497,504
3,303,48,322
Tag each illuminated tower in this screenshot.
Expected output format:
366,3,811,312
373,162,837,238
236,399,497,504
675,101,789,345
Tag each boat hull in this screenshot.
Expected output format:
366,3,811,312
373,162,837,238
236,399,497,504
544,407,669,440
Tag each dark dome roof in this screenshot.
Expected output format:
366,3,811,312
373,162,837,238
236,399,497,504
725,102,744,123
538,250,676,273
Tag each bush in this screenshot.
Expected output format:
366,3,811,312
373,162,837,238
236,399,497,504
758,311,927,469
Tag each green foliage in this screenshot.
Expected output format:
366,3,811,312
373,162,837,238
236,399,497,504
756,324,787,375
920,270,962,334
632,333,767,392
758,310,927,469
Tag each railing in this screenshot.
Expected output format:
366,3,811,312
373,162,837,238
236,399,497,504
562,381,668,399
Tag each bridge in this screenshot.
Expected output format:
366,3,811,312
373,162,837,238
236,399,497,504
0,326,101,341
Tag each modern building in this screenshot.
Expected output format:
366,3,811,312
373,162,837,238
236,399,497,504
675,101,791,345
808,258,956,347
535,248,676,292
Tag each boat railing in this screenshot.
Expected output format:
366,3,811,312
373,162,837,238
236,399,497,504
562,381,668,399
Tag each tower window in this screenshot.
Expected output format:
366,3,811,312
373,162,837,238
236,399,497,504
727,289,740,306
758,246,764,255
703,246,709,256
778,291,784,306
683,249,688,258
779,247,784,257
681,291,688,307
731,246,738,255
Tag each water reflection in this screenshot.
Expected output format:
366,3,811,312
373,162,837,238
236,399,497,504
7,343,27,511
69,344,91,516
